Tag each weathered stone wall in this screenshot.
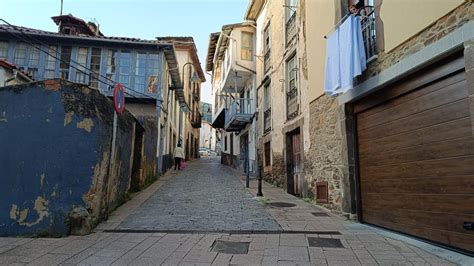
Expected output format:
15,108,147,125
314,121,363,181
304,95,345,213
361,1,472,81
261,151,285,188
0,80,138,236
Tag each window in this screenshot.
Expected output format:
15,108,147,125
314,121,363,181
147,53,159,93
264,141,271,167
224,135,228,151
287,55,297,92
14,43,27,66
285,0,297,46
118,50,131,86
59,46,72,80
106,49,117,86
75,47,88,84
0,41,8,59
286,55,298,119
28,47,40,80
241,32,253,61
263,82,271,133
89,48,101,89
263,24,271,73
135,52,146,92
44,45,57,79
285,0,297,21
264,83,271,111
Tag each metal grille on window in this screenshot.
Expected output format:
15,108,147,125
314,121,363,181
75,47,88,84
360,4,377,60
60,46,72,80
89,48,101,89
286,56,298,120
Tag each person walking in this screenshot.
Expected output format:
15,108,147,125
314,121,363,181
174,142,185,170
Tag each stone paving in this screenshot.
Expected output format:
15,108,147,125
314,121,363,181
0,157,470,265
117,157,281,231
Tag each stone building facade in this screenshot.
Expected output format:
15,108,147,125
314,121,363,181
245,0,312,195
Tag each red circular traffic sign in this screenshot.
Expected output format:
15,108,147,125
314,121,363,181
113,83,125,114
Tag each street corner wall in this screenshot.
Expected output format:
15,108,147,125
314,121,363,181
0,80,136,236
304,94,346,213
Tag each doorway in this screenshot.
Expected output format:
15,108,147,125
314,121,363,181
286,129,301,196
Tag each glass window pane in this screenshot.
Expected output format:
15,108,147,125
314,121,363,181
14,43,27,65
89,48,101,88
28,47,40,66
0,41,8,59
60,46,72,79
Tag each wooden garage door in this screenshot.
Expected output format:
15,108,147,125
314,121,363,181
355,53,474,254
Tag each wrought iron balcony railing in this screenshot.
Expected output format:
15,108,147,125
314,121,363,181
360,6,377,60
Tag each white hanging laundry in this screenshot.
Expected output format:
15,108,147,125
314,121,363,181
324,15,367,96
324,24,340,95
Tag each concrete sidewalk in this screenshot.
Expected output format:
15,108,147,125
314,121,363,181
0,158,470,265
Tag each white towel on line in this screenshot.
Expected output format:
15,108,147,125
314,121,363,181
324,15,367,96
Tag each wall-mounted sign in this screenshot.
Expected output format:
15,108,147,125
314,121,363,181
113,83,125,114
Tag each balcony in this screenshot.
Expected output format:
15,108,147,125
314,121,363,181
285,12,297,47
360,6,377,60
224,100,253,132
211,102,226,129
264,108,271,133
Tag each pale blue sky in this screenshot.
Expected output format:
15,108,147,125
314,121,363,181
0,0,249,103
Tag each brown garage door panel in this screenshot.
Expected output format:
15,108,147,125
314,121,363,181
358,98,470,143
359,136,474,166
359,156,474,180
358,117,472,156
357,78,468,131
360,175,474,194
354,54,465,114
363,209,474,235
361,193,474,215
363,214,474,253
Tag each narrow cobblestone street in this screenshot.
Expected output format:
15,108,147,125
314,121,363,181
117,158,280,231
0,157,470,265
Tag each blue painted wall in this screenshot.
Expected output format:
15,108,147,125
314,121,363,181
0,80,137,236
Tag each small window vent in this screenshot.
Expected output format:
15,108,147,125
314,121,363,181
316,181,328,203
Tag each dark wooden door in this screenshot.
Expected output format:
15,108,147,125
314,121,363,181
287,130,301,196
355,54,474,254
